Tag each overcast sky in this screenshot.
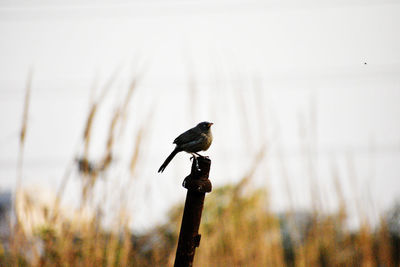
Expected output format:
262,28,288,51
1,1,399,229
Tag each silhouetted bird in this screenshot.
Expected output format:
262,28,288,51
158,121,213,173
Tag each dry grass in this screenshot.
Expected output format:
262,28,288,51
2,70,399,267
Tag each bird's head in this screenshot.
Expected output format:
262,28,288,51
197,121,213,132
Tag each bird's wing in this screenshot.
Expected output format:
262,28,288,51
173,128,199,145
178,136,207,152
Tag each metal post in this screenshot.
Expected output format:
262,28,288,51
174,157,212,267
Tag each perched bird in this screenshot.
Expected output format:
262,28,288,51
158,121,213,173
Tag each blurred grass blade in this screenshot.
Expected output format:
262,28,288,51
16,69,33,188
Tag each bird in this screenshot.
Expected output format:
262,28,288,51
158,121,213,173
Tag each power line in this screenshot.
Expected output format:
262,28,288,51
0,145,399,168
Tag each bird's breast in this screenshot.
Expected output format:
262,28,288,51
202,132,213,151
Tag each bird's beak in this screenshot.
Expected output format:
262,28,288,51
208,122,214,127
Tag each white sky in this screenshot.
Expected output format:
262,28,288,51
0,0,400,230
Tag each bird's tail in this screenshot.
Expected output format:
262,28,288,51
158,148,180,173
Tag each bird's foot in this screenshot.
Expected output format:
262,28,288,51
190,154,201,171
194,152,209,159
195,159,201,171
192,156,201,171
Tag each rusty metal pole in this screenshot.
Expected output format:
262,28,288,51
174,157,212,267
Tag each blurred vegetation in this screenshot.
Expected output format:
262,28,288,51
2,180,400,266
1,70,399,266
